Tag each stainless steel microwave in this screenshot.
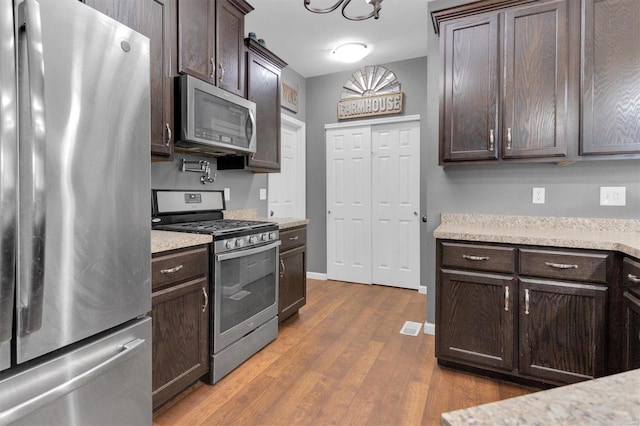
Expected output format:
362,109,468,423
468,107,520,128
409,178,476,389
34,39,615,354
175,74,256,155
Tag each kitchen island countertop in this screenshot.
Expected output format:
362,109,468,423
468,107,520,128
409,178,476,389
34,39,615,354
442,368,640,425
433,213,640,258
151,230,212,254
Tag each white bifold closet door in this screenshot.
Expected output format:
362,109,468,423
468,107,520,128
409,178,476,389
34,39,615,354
326,118,420,289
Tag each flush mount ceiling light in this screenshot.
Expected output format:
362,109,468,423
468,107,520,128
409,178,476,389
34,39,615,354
332,42,369,63
304,0,383,21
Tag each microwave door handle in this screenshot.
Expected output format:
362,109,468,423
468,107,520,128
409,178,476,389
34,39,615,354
247,108,256,154
18,0,47,336
215,240,281,262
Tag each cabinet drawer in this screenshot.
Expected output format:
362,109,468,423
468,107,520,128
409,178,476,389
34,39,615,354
152,246,209,290
623,257,640,293
280,226,306,252
519,249,608,284
441,242,516,274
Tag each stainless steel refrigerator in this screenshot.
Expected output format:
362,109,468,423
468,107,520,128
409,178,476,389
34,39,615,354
0,0,152,424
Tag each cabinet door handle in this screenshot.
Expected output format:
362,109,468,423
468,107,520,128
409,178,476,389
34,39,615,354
628,274,640,284
462,255,490,261
504,286,509,312
524,289,530,315
545,262,578,270
489,129,495,151
280,259,285,278
160,264,183,274
289,236,299,241
202,287,209,313
218,62,225,83
165,123,172,146
210,57,214,79
506,127,512,150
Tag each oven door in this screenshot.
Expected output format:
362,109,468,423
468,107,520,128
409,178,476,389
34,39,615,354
213,240,280,353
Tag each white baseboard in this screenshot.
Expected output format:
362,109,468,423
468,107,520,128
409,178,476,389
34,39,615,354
418,285,427,294
307,272,327,281
423,322,435,335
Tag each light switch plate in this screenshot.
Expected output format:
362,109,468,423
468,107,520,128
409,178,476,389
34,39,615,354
259,188,267,200
532,187,545,204
600,186,626,206
224,188,230,201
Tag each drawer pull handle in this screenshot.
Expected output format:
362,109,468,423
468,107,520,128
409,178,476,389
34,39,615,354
289,236,299,241
202,287,209,313
544,262,578,270
160,264,183,274
462,255,490,261
504,286,509,312
628,274,640,284
524,289,530,315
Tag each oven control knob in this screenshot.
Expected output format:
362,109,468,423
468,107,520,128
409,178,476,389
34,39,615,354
261,233,268,241
235,239,245,248
249,236,257,244
268,232,276,240
225,240,234,249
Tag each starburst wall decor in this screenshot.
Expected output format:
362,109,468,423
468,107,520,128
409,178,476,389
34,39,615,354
337,65,403,119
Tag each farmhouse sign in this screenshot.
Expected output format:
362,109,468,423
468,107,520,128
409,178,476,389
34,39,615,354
337,65,403,120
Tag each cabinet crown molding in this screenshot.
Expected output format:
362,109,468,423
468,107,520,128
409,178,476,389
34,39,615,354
245,38,288,69
431,0,538,35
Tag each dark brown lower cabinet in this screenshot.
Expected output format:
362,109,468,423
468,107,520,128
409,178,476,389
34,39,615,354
151,246,209,410
437,270,515,371
622,291,640,371
278,225,307,322
519,279,607,384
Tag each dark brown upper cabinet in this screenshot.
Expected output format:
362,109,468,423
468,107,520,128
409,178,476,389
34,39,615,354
581,0,640,156
83,0,176,159
177,0,252,97
434,0,578,165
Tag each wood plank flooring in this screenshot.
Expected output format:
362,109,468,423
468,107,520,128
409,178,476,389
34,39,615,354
153,279,536,425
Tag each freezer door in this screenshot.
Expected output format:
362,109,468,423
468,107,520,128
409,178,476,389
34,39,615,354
0,317,152,425
16,0,151,363
0,0,17,373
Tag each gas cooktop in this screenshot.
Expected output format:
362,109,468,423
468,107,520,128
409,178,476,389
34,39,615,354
156,219,276,236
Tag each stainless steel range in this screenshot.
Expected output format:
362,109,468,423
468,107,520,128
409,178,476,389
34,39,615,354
152,189,280,384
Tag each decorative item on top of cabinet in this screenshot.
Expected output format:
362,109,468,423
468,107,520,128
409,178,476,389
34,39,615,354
431,0,579,165
278,225,307,322
436,240,610,386
581,0,640,157
176,0,253,97
217,38,287,172
83,0,176,159
151,245,209,410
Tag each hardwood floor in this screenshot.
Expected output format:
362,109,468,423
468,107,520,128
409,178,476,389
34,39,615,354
153,279,536,425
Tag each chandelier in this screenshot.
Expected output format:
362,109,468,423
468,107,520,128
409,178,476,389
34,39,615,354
304,0,383,21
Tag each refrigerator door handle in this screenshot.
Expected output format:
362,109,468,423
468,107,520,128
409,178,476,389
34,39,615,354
0,338,146,425
18,0,47,336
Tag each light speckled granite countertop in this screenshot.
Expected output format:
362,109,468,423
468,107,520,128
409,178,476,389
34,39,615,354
434,213,640,258
151,230,212,254
224,209,309,230
442,369,640,425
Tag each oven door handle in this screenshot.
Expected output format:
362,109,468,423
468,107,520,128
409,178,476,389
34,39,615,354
215,240,281,262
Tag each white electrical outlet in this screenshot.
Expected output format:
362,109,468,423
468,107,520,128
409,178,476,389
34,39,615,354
259,188,267,200
600,187,626,206
224,188,230,201
532,187,545,204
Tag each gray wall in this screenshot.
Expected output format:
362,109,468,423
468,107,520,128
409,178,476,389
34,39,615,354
424,0,640,325
305,56,429,276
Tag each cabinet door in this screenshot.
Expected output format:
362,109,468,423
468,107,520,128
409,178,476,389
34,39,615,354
440,14,499,163
279,245,307,323
519,279,606,384
581,0,640,155
437,270,516,371
623,291,640,371
151,277,209,409
246,51,282,171
177,0,215,84
502,0,570,159
215,0,246,97
83,0,175,158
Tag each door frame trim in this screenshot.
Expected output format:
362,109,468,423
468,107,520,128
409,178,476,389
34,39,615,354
325,114,421,130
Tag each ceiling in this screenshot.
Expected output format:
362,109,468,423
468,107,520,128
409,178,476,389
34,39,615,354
244,0,432,78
